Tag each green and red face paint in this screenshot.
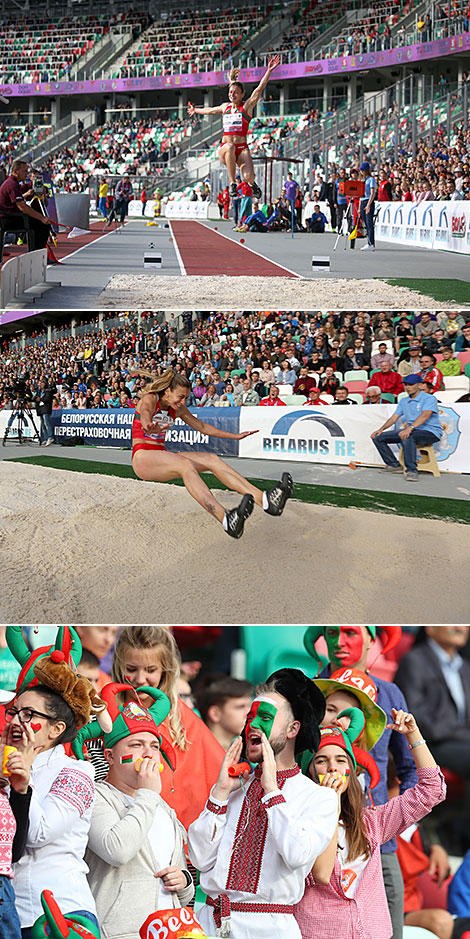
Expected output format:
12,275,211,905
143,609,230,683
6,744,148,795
324,625,367,669
245,697,278,742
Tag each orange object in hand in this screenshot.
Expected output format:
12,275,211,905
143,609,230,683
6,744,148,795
228,761,251,777
2,746,17,776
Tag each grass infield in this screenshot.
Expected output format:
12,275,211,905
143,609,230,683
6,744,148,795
5,454,469,525
380,277,470,304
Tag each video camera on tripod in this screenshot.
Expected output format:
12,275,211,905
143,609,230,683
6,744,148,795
2,372,40,447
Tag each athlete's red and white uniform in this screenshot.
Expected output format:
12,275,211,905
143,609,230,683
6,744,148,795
132,399,176,457
220,105,252,160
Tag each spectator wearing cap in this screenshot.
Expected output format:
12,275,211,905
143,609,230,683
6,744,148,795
419,352,445,393
359,161,377,251
398,344,422,379
367,360,404,397
370,343,395,371
436,346,463,377
371,373,443,481
303,387,330,406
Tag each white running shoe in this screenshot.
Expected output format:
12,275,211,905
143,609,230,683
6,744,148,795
361,244,375,251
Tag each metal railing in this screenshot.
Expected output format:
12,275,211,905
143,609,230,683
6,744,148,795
19,109,98,165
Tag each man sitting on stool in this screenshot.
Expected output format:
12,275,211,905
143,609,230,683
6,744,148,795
309,204,328,232
370,373,442,481
0,159,53,250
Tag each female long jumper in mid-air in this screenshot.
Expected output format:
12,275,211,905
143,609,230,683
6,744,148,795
187,55,281,201
131,368,293,539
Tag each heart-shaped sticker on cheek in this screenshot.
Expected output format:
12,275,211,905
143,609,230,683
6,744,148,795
31,723,41,733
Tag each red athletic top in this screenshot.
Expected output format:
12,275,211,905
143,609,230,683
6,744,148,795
222,105,251,138
132,398,176,451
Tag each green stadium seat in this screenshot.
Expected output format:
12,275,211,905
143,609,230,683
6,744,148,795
281,394,307,405
344,369,369,382
239,625,327,685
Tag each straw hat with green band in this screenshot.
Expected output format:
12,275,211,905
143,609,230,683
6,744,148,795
71,682,177,771
315,667,387,750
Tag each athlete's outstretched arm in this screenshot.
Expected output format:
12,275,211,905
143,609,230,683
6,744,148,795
245,54,281,113
177,405,258,440
187,101,225,116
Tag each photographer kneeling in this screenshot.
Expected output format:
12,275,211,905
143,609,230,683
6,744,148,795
0,160,54,251
35,379,55,446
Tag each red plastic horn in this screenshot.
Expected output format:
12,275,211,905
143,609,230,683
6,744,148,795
228,762,251,777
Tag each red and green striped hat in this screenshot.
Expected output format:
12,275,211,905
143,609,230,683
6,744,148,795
7,626,82,696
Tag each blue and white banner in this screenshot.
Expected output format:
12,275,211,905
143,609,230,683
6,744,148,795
51,408,133,446
239,404,470,473
165,408,239,456
376,200,470,254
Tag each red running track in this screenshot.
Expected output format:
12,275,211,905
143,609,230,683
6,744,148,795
171,220,298,277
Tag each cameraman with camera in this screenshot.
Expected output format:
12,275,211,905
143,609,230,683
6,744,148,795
0,159,54,251
35,378,54,446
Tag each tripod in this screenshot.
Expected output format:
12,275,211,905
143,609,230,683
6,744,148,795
333,199,355,251
2,400,41,446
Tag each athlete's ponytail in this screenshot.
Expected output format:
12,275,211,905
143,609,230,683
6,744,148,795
228,67,244,94
135,367,190,399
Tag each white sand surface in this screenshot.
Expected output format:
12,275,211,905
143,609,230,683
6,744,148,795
0,462,467,624
98,275,444,310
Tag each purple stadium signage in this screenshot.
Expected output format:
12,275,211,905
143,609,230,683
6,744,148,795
1,32,469,98
0,310,44,325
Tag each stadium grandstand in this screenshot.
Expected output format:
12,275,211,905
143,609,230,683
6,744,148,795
0,0,469,303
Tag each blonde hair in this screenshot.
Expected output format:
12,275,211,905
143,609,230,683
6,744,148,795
135,367,191,400
112,626,188,750
228,67,244,92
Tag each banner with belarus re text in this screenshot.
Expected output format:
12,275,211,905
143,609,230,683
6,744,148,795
376,200,470,254
238,404,470,473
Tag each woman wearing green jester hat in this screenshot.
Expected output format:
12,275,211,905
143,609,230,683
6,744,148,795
4,626,103,939
73,683,194,939
303,626,418,939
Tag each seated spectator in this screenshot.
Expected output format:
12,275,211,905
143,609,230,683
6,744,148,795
370,373,442,481
419,352,446,393
195,676,254,750
436,346,463,377
455,322,470,352
303,387,330,406
368,360,404,397
309,204,328,232
340,345,364,373
319,366,340,396
370,343,395,371
278,359,298,386
398,344,423,378
308,351,326,376
234,377,259,407
395,626,470,786
333,386,357,404
351,338,370,370
415,312,438,340
200,384,219,407
251,370,267,399
78,649,101,691
218,381,236,406
259,359,275,385
192,377,207,404
260,385,286,406
440,311,466,340
293,366,317,397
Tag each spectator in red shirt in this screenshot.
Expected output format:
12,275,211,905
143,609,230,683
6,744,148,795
260,385,286,406
368,360,404,397
293,366,317,397
419,352,446,393
303,387,330,406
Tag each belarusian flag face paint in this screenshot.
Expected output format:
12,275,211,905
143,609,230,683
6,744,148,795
120,754,134,764
325,625,365,669
245,697,277,744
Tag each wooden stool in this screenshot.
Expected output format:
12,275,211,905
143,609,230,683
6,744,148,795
399,444,440,477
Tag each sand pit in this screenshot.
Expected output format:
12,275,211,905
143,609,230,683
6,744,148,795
1,462,467,624
97,275,445,310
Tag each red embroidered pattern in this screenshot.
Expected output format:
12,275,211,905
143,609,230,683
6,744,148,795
0,796,15,876
264,794,286,809
206,895,294,928
50,767,94,817
225,767,299,894
207,799,227,816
